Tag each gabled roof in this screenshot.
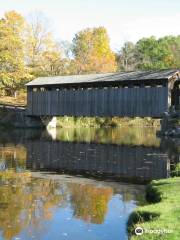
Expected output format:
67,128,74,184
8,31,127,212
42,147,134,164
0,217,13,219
26,69,180,87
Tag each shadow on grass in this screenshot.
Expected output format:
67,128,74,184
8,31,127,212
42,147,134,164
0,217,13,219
146,184,162,203
127,211,160,235
127,182,162,236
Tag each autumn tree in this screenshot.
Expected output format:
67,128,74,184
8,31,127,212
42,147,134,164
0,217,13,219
0,11,31,96
72,27,117,74
25,13,69,77
25,12,54,75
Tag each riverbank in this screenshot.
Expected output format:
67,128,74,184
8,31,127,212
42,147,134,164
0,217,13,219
56,116,160,128
0,106,44,128
159,109,180,137
128,177,180,240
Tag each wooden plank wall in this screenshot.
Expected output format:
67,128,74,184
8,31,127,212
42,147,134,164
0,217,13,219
26,140,169,181
27,86,168,117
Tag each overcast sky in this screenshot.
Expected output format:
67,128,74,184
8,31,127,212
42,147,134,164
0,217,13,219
1,0,180,50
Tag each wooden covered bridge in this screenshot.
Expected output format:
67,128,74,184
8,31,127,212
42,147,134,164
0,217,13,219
26,69,180,118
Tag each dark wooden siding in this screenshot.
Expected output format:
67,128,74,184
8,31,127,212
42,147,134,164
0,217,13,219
27,85,168,117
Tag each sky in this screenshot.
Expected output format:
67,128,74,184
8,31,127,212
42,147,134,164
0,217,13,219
0,0,180,50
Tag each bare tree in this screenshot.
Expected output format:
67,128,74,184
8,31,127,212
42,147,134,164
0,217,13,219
25,12,55,68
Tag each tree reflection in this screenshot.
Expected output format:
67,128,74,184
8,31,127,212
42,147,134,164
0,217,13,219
47,126,160,147
0,168,114,239
69,183,113,224
0,144,26,170
0,170,67,240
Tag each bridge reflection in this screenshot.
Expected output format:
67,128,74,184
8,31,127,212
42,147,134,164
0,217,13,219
26,127,171,183
0,127,178,183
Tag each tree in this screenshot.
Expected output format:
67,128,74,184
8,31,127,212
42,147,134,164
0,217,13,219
163,35,180,68
0,11,31,96
117,41,136,71
39,50,70,76
72,27,117,74
116,35,180,71
25,12,52,67
58,40,73,59
25,12,69,77
134,36,175,70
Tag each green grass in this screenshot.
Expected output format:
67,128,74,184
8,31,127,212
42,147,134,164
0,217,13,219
171,163,180,177
128,177,180,240
56,116,160,128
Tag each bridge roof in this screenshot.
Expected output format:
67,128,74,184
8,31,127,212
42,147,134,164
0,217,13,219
26,69,180,87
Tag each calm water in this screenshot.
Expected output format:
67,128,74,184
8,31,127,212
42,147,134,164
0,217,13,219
0,127,179,240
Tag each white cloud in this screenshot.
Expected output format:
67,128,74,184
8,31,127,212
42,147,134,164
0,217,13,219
109,14,180,49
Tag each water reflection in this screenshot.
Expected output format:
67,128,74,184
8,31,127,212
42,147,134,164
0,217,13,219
0,144,26,171
0,127,179,239
69,183,113,224
0,127,179,182
26,127,169,182
0,169,143,240
0,170,64,240
46,127,160,147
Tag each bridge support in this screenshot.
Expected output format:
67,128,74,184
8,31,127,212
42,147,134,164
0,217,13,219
0,105,44,128
41,116,57,129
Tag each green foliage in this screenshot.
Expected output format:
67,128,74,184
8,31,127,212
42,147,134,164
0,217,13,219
135,36,175,70
171,163,180,177
56,116,160,129
117,35,180,71
145,184,162,203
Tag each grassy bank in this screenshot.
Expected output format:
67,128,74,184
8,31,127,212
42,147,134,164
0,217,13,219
57,116,160,128
128,177,180,240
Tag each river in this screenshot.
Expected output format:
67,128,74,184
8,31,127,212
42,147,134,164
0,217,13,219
0,126,178,240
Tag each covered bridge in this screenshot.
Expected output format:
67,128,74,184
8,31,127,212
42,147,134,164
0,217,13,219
26,69,180,118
